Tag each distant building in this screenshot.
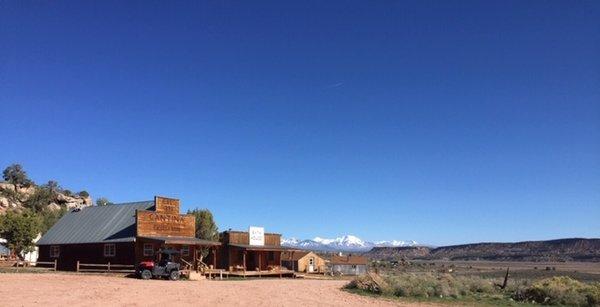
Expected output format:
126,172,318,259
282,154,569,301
330,253,368,275
0,236,39,261
0,238,9,259
281,251,326,273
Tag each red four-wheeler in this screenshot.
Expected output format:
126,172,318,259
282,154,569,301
137,249,181,281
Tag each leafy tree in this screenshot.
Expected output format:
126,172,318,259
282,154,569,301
24,185,55,212
96,197,113,206
38,207,68,234
2,164,33,191
0,210,41,258
78,191,90,198
43,180,61,195
187,208,219,259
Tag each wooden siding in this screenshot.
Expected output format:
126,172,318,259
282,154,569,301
38,242,135,271
154,196,180,214
221,231,281,246
136,210,195,238
282,251,326,273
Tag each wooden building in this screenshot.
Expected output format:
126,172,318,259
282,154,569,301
216,228,298,277
330,254,368,275
281,251,326,273
37,196,220,271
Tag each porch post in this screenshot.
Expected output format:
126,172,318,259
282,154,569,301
279,251,283,278
243,250,246,278
291,251,295,272
212,246,217,270
193,246,197,272
258,251,262,277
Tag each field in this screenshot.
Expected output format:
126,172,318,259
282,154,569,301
355,260,600,306
375,260,600,283
0,272,431,307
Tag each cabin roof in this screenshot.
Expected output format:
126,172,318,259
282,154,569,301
330,254,368,265
37,201,154,245
281,251,313,261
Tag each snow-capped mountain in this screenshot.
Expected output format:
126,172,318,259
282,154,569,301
281,235,418,252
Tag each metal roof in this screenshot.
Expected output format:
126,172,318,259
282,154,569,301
37,201,154,245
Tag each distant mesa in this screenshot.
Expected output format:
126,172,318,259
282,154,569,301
365,238,600,262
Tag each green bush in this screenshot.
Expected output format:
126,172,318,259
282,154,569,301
518,276,600,306
379,273,496,299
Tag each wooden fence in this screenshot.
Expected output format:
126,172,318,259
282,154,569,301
76,261,135,273
10,260,57,272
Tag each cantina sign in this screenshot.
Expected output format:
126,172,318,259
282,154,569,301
136,210,195,237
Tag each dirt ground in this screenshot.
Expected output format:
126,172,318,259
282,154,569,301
0,273,434,307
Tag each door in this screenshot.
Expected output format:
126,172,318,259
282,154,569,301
308,257,315,273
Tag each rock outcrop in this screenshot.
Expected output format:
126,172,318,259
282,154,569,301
0,182,92,214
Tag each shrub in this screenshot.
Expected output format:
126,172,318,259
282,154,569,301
78,190,89,198
377,273,495,299
517,276,600,306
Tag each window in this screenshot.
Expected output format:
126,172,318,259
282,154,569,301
181,245,190,256
143,243,154,257
50,246,60,258
104,244,116,257
309,258,314,265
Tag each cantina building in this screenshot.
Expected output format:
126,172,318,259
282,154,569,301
37,196,220,271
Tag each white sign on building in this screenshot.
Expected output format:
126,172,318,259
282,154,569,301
248,226,265,246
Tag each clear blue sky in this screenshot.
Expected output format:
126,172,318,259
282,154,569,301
1,1,598,246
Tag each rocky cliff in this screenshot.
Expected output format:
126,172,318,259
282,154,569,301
0,182,92,214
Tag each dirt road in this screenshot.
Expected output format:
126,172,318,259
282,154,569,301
0,273,433,306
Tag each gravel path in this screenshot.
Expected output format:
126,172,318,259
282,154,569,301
0,273,437,306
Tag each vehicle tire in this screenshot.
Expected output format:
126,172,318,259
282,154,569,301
140,269,152,280
169,270,180,281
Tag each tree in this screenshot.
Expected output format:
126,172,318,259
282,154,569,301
187,208,219,258
2,164,33,191
96,197,113,206
78,191,90,198
24,185,55,212
0,210,41,258
38,207,68,234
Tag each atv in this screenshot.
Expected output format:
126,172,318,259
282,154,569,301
137,249,181,281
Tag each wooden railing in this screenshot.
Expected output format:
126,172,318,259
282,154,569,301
76,261,135,273
11,260,57,271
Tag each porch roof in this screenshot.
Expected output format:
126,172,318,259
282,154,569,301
228,243,300,251
138,236,221,246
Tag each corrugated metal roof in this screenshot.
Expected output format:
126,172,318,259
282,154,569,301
330,254,368,265
37,201,154,245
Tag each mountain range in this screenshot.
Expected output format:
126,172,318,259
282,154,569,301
365,238,600,262
281,235,418,251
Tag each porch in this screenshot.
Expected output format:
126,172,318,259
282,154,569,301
137,236,220,271
225,243,299,277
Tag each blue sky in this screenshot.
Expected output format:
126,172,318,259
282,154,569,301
1,1,598,246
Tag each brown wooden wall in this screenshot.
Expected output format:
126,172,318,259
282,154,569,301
216,246,282,271
136,210,195,238
220,231,281,246
38,242,135,271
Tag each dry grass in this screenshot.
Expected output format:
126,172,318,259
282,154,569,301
347,273,600,306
